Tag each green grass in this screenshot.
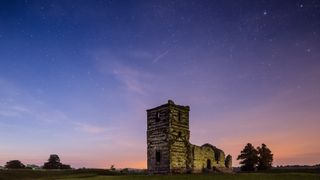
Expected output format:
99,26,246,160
63,174,320,180
0,169,116,180
1,170,320,180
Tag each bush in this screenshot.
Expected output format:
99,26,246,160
5,160,25,169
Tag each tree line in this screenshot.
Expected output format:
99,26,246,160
2,144,273,172
237,143,273,171
3,154,71,170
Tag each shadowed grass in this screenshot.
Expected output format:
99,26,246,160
0,169,115,180
63,173,320,180
1,169,320,180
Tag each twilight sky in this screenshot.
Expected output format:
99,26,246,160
0,0,320,168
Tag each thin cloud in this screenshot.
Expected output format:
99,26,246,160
0,109,21,117
0,106,32,118
0,77,71,124
92,50,153,95
112,67,146,95
74,122,105,134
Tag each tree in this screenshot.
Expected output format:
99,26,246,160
237,143,259,171
110,164,116,171
48,154,60,164
5,160,25,169
43,154,71,169
257,143,273,170
43,154,61,169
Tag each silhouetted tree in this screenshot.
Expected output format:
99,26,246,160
5,160,25,169
257,143,273,170
43,154,61,169
237,143,259,171
49,154,60,163
43,154,71,169
110,164,116,171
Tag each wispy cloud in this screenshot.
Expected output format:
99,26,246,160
92,50,155,95
112,65,149,95
74,122,105,134
0,77,71,124
0,105,31,118
0,109,21,117
0,77,20,96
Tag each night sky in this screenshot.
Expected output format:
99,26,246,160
0,0,320,168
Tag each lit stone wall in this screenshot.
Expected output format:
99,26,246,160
168,105,190,173
147,100,232,174
147,106,170,173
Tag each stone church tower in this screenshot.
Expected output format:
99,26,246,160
146,100,190,173
147,100,232,174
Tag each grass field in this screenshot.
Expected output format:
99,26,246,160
63,174,320,180
1,169,320,180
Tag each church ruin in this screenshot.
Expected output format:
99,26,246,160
147,100,232,173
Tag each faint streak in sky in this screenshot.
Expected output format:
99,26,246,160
153,49,170,63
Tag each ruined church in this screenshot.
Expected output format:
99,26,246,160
147,100,232,173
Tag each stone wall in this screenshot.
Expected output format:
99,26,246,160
146,100,232,174
168,105,190,173
147,106,170,173
212,146,226,167
190,144,229,173
191,145,216,172
225,155,232,168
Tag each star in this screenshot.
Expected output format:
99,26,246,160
263,10,268,16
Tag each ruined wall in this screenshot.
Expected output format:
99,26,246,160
147,100,232,174
147,100,190,173
213,147,226,167
191,144,224,172
168,104,190,173
191,145,215,172
191,145,203,172
225,155,232,168
147,106,170,173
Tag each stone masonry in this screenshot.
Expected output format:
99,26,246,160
147,100,232,173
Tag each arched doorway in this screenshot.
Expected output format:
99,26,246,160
206,159,211,169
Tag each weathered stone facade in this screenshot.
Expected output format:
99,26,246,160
147,100,232,174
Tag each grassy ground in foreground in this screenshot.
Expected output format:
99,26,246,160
1,169,320,180
62,173,320,180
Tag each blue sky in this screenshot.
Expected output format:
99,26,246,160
0,0,320,168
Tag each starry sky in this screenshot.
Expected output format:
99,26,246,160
0,0,320,168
